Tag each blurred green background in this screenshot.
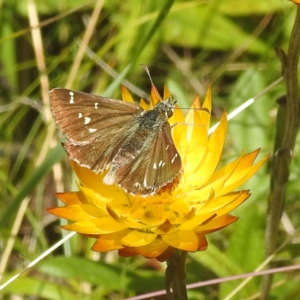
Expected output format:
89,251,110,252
1,0,300,299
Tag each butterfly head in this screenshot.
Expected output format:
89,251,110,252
154,97,177,119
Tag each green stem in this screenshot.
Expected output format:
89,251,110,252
261,6,300,300
165,250,188,300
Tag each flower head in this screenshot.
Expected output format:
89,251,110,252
48,85,268,261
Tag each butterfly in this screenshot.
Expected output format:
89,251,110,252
50,82,182,196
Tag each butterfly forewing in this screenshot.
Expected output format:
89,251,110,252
50,88,141,144
64,127,132,173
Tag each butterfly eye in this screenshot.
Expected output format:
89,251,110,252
166,108,173,118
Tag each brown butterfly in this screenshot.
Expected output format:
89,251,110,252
50,79,182,196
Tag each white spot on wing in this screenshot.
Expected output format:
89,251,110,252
94,102,98,109
88,128,97,133
78,113,83,118
165,145,169,150
84,117,91,124
153,163,157,169
158,160,163,167
171,153,178,164
69,91,74,104
143,176,147,187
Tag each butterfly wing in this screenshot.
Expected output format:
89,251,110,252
113,122,182,195
146,122,182,188
50,88,142,172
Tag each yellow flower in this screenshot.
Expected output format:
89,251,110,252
48,85,268,261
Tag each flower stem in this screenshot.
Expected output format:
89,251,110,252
165,250,188,300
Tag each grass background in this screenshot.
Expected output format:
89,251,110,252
1,0,300,299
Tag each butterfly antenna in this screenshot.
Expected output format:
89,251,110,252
140,64,162,100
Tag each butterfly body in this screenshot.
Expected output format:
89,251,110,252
50,88,182,196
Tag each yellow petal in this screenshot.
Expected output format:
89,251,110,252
122,230,157,247
48,204,97,221
185,183,220,204
122,219,147,229
163,85,172,99
92,230,130,251
55,191,81,205
127,205,146,221
119,246,139,257
188,107,209,147
170,107,187,154
178,213,217,230
63,216,126,234
139,98,149,110
221,154,269,195
79,187,109,212
72,162,133,205
185,94,200,125
135,237,169,258
185,187,215,210
169,199,191,215
162,230,198,251
207,152,245,184
196,214,238,233
150,86,162,106
189,113,228,184
200,87,212,129
141,204,165,226
153,219,177,234
121,85,134,103
62,221,101,234
200,191,250,215
195,233,208,251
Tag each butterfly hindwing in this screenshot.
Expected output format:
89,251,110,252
146,122,182,188
112,122,182,195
